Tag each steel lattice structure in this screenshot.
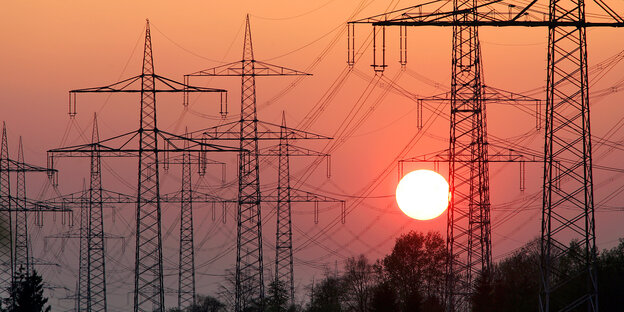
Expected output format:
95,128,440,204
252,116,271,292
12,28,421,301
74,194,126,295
401,84,542,310
0,124,11,300
0,123,67,306
276,117,295,306
186,15,326,311
351,0,624,310
48,20,239,312
266,115,341,306
14,138,30,277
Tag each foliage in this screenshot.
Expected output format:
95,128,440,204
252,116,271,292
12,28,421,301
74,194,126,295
305,272,344,312
340,255,376,312
1,269,51,312
215,231,624,312
266,279,292,312
191,295,226,312
597,239,624,310
381,231,447,312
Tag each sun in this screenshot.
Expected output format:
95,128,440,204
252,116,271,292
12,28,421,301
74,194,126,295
395,169,450,220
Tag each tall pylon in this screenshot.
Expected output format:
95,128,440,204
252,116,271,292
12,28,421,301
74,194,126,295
186,15,314,311
540,0,597,310
445,5,491,310
236,17,267,310
350,5,491,310
0,123,12,300
49,19,237,312
350,1,624,310
133,19,165,312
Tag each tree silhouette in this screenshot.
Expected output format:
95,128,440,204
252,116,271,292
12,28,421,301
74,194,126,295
1,268,51,312
341,255,376,312
381,231,447,312
266,279,292,312
305,273,343,312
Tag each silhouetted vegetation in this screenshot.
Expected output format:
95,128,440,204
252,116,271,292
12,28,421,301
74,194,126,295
472,238,624,312
304,230,448,312
1,268,51,312
196,231,624,312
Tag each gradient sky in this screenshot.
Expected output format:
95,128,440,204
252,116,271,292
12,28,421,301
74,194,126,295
2,1,624,310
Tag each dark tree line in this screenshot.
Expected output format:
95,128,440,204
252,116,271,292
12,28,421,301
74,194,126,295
472,238,624,312
305,231,448,312
175,231,624,312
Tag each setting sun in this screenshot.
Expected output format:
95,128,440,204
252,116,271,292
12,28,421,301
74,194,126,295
395,169,450,220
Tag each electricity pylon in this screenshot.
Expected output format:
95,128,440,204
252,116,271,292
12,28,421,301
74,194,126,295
406,83,541,311
270,114,342,305
48,19,240,312
14,137,30,276
0,123,68,302
350,0,624,310
351,6,491,310
0,123,10,300
186,15,330,311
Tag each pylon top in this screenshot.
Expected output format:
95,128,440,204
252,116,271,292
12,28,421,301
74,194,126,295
349,0,624,27
187,16,311,77
91,113,99,144
243,14,254,61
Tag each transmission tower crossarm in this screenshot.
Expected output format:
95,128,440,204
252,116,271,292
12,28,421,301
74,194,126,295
39,188,136,208
260,144,330,157
2,158,57,173
70,74,226,94
186,60,311,77
159,190,231,204
48,129,240,163
417,85,541,103
262,188,344,203
198,120,332,141
44,230,123,240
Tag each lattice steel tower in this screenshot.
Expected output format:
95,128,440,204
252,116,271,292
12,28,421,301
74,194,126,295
275,115,294,306
446,3,491,310
0,123,11,298
178,133,195,310
85,114,106,312
186,15,312,311
49,19,235,312
350,4,491,310
540,0,597,310
351,0,624,310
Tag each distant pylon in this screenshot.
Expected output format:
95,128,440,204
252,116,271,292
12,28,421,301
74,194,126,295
0,124,64,308
178,128,195,310
88,114,107,312
50,19,234,312
186,15,312,311
14,137,30,276
77,180,89,311
275,114,294,305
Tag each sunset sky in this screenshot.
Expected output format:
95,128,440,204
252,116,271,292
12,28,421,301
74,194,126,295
2,0,624,310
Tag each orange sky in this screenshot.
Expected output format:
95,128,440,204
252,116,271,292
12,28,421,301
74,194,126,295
2,0,624,310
